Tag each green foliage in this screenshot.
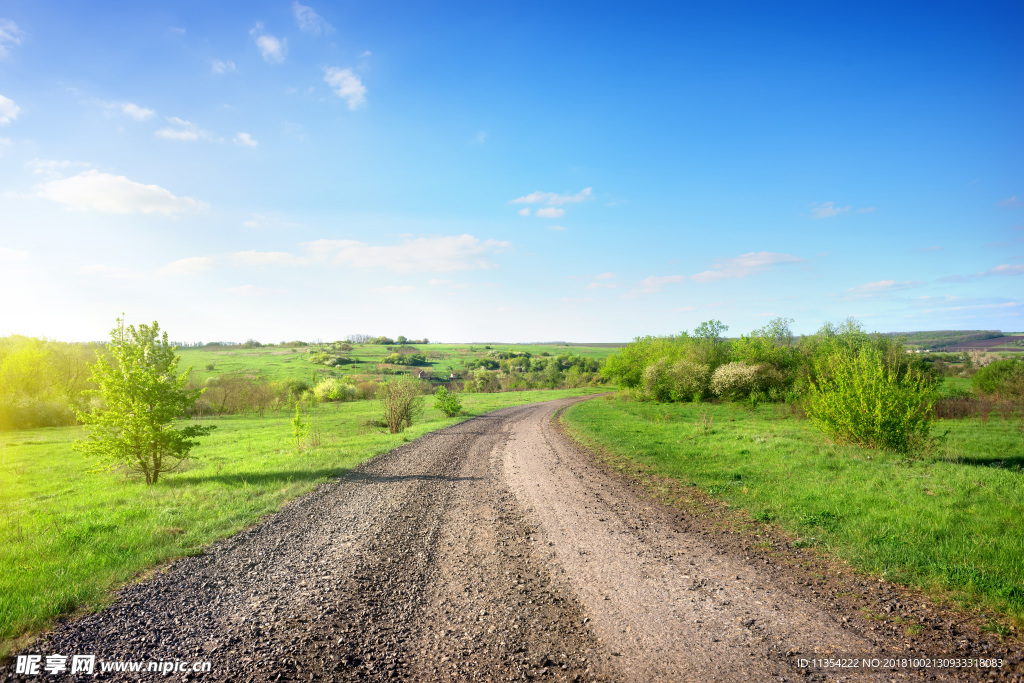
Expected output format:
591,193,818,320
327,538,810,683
291,403,307,448
0,335,97,430
379,375,425,433
381,352,427,366
74,318,214,484
433,386,463,417
806,342,937,453
973,359,1024,400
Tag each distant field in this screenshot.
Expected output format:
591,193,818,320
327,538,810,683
0,388,604,655
177,342,620,384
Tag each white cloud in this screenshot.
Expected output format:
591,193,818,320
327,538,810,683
233,132,258,147
25,159,91,180
810,202,851,219
595,272,615,280
625,275,685,297
303,234,510,273
369,285,415,294
547,225,567,231
79,264,141,280
323,67,366,110
997,196,1021,209
985,264,1024,276
690,252,803,282
211,59,236,75
155,117,217,142
536,207,564,218
844,279,922,298
517,208,531,217
36,170,208,215
0,94,19,125
251,24,286,63
230,250,304,267
95,100,155,121
292,2,332,34
0,246,29,262
856,207,876,214
225,285,270,297
922,301,1020,314
159,256,214,275
511,187,592,206
0,19,24,59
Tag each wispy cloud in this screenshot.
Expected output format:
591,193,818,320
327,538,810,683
691,252,803,282
0,94,19,125
78,264,141,280
211,59,236,75
36,170,208,215
0,19,24,59
225,285,271,297
323,67,366,110
547,225,567,231
303,234,510,273
511,187,592,206
536,207,564,218
25,159,91,180
292,2,332,34
0,246,29,262
155,117,217,142
517,208,531,217
473,131,487,144
624,275,684,297
233,132,258,147
94,99,155,121
997,196,1020,208
158,256,214,275
585,272,619,290
251,23,286,63
913,245,943,253
939,263,1024,282
810,202,850,219
230,250,305,267
369,285,415,294
844,279,922,298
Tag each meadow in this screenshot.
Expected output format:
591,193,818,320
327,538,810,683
177,341,621,385
561,397,1024,631
0,388,602,656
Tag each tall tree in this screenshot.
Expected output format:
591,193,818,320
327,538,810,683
75,318,214,484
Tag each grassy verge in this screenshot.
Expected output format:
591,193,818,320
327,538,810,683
561,396,1024,629
0,389,599,654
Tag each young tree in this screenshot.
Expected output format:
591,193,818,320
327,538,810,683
75,318,214,484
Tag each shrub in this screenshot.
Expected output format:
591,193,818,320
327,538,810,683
434,386,462,417
973,359,1024,401
668,359,711,400
806,345,937,453
379,376,425,433
313,378,356,402
355,381,380,400
711,362,761,399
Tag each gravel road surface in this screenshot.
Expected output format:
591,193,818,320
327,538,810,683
5,396,1020,681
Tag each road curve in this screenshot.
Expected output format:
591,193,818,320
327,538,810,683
5,397,1003,681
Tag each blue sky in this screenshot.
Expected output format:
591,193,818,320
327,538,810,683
0,1,1021,343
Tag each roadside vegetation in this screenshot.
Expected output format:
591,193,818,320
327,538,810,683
563,317,1024,631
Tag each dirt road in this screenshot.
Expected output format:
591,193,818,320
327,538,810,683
6,397,1020,681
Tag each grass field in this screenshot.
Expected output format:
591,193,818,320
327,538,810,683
177,342,620,384
0,388,602,655
561,397,1024,629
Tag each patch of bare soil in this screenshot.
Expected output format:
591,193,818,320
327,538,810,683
4,396,1020,681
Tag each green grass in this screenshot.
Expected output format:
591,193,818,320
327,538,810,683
177,342,619,384
561,397,1024,625
0,388,600,655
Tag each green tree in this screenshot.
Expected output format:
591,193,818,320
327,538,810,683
433,386,462,417
75,318,214,484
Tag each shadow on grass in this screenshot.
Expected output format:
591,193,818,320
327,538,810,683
162,468,481,488
950,456,1024,470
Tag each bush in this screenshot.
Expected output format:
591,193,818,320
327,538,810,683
711,362,761,399
379,376,425,433
355,381,380,400
806,345,937,454
973,359,1024,401
434,386,462,417
313,377,356,402
668,359,711,400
